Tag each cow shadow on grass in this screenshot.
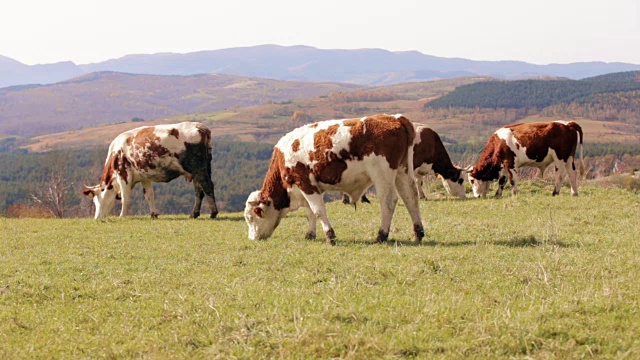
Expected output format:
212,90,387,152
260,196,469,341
333,236,576,248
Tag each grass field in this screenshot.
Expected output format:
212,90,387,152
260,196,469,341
1,184,639,359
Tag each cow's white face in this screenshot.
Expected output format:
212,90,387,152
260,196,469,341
440,176,466,199
82,184,118,219
466,171,490,198
244,191,282,240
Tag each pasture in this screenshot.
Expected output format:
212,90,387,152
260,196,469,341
1,184,639,359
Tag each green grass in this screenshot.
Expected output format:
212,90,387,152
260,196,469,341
1,185,639,359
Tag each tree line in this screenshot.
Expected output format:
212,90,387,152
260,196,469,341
425,72,640,111
2,140,638,218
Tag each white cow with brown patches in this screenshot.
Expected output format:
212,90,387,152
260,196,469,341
82,122,219,219
244,114,424,245
467,121,584,198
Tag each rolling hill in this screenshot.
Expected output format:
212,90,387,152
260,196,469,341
3,45,640,88
0,71,360,138
19,74,640,154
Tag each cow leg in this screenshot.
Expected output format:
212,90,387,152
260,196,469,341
303,193,335,245
305,207,317,240
371,173,399,244
118,180,132,217
508,168,519,195
190,182,205,219
193,173,219,219
416,175,427,200
395,171,425,243
495,173,507,197
552,161,567,196
566,157,579,196
141,180,160,218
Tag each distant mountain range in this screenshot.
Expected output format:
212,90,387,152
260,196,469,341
3,45,640,88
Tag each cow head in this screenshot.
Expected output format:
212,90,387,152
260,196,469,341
466,166,491,198
438,167,466,199
244,191,283,240
82,184,118,219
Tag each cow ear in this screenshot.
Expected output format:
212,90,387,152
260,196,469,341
253,207,264,218
435,174,443,179
82,189,95,199
248,200,260,207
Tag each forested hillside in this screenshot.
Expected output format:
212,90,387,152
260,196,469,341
2,140,639,218
426,71,640,110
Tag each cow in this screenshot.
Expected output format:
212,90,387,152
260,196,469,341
413,123,466,199
82,122,219,219
341,123,466,203
244,114,424,245
466,120,584,198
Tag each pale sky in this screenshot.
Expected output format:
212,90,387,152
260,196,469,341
2,0,639,65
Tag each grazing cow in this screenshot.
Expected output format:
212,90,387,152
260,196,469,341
467,121,584,198
82,122,219,219
244,114,424,245
341,123,465,203
413,124,466,199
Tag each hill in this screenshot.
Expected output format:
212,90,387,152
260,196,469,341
426,71,640,110
0,72,360,138
19,77,495,152
20,74,640,154
3,45,640,88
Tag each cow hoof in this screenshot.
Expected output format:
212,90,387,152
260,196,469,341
150,212,159,219
305,231,316,240
190,212,200,219
210,211,218,219
325,229,336,245
375,230,389,244
552,191,559,196
414,224,425,242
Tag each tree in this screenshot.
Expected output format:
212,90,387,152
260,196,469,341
29,152,78,218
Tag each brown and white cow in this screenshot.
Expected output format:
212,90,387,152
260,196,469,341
82,122,219,219
341,124,466,203
413,123,466,199
467,121,584,198
244,114,424,245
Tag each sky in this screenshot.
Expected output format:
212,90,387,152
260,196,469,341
1,0,639,66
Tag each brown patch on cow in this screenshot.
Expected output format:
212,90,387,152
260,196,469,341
197,125,211,145
345,115,415,170
309,123,319,128
259,148,291,211
506,122,580,162
128,128,172,170
168,128,180,139
343,118,360,127
414,126,461,181
292,139,300,152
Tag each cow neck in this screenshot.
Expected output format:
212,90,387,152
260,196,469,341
259,148,290,211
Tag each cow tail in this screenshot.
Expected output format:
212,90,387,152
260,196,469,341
397,115,416,182
574,123,585,177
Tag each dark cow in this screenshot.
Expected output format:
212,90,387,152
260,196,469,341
413,123,465,199
82,122,219,219
341,123,465,203
244,114,424,245
467,121,584,197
